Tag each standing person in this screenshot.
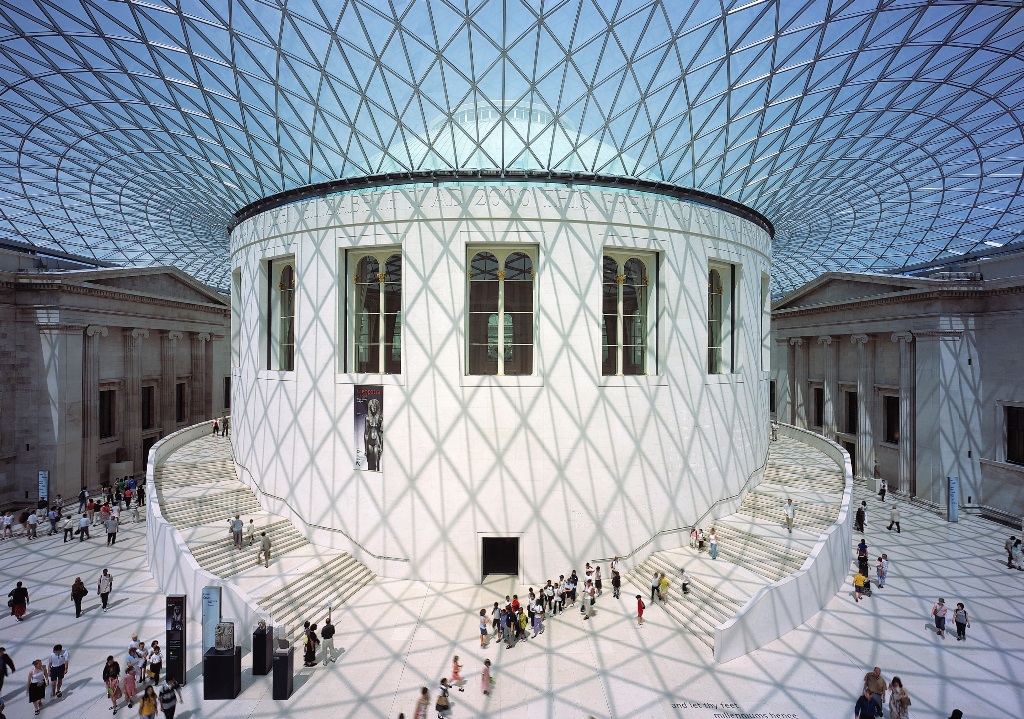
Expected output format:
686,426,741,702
231,515,243,550
771,419,779,441
62,515,75,543
478,609,488,648
122,666,137,709
1006,535,1017,567
125,647,145,686
490,602,500,637
78,489,88,514
246,519,256,546
26,659,48,715
875,557,886,589
86,499,96,526
854,687,882,719
320,618,336,665
855,504,865,532
650,572,659,602
7,582,28,621
784,498,796,533
887,676,910,719
853,569,868,602
157,674,182,719
147,643,162,685
953,602,971,641
26,511,38,540
46,645,69,699
2,511,13,539
881,554,889,586
594,565,603,596
105,514,119,545
413,686,430,719
222,416,230,437
679,568,690,595
257,532,271,568
878,478,888,502
636,594,645,626
302,623,318,667
611,571,621,599
863,667,887,707
860,501,868,529
47,507,59,536
888,505,901,533
610,556,620,577
212,418,220,436
97,569,113,612
0,647,16,695
931,598,948,637
658,572,670,604
709,528,718,560
137,685,158,719
102,656,122,714
698,528,706,551
78,513,90,541
530,595,543,637
451,656,464,692
481,659,492,696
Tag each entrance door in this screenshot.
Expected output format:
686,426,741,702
843,441,856,475
142,436,158,469
481,537,519,579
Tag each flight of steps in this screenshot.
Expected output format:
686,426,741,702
153,458,238,488
624,552,744,649
257,553,376,639
736,492,839,533
761,459,845,493
157,487,263,527
711,524,809,582
189,519,309,577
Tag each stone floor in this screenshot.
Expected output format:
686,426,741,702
1,464,1021,718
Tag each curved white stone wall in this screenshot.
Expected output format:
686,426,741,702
230,182,772,584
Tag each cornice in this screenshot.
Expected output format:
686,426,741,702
772,283,1024,320
11,279,229,315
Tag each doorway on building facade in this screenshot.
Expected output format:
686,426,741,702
843,441,856,476
481,537,519,580
142,436,159,469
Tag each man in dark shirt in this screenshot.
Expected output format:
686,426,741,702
854,687,882,718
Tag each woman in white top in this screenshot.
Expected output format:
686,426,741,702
27,659,48,714
709,529,719,560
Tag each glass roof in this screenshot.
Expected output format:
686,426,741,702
0,0,1022,294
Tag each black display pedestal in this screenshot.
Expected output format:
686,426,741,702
272,648,294,700
253,629,273,676
203,647,242,700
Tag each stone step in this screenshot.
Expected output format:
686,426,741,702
712,525,809,565
623,571,714,649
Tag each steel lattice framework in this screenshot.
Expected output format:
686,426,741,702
1,0,1022,293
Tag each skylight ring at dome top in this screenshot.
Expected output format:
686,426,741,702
0,0,1021,293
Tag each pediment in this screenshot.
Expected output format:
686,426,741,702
80,269,226,305
774,274,923,310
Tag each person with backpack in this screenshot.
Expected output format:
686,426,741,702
71,578,88,618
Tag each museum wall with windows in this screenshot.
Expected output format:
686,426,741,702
230,168,772,584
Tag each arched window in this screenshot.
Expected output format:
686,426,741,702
602,254,652,375
351,252,402,374
278,264,295,371
708,268,723,374
468,250,534,375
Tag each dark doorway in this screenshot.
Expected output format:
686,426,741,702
843,441,856,475
481,537,519,579
142,436,159,468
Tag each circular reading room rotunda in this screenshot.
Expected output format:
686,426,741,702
229,105,774,584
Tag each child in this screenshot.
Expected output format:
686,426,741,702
479,609,488,648
481,659,492,696
451,656,464,692
123,665,137,708
636,594,646,625
611,570,621,599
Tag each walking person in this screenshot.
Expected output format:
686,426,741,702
853,569,868,602
413,686,430,719
70,577,88,618
479,609,488,648
222,416,230,437
26,510,38,540
157,674,182,719
1006,535,1018,567
26,659,48,715
878,478,887,502
46,645,69,699
650,572,659,602
854,687,882,719
611,571,621,599
680,568,690,595
887,676,910,719
953,602,971,641
320,618,336,665
451,656,464,692
784,498,796,533
875,557,886,589
887,505,901,533
0,647,16,696
436,677,451,717
481,658,492,695
931,597,948,637
77,513,90,540
257,532,271,568
78,489,88,515
122,666,137,709
137,685,158,719
709,528,718,560
7,582,28,622
771,419,779,441
246,519,256,546
863,666,887,707
636,594,645,626
98,569,113,613
62,515,75,543
231,515,243,549
105,514,119,545
147,643,162,685
212,419,220,436
658,572,670,604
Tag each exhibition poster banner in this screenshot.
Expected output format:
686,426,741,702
166,595,186,685
354,384,384,472
201,586,222,653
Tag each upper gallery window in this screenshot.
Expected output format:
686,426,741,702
468,249,534,376
266,257,296,371
708,263,735,374
350,252,402,374
602,253,654,376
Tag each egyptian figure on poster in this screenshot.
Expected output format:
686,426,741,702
364,398,383,471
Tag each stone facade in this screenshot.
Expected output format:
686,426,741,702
771,256,1024,521
0,248,230,506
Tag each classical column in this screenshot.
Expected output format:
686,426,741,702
36,323,86,501
123,328,149,473
190,332,211,423
774,337,791,423
818,335,837,440
82,325,108,489
892,331,916,495
791,338,808,428
160,331,183,434
851,335,876,483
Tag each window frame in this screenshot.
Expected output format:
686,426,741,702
141,384,156,430
99,388,116,439
175,382,188,424
264,256,297,372
1007,405,1024,466
347,249,403,375
707,261,736,374
601,251,656,377
883,394,900,444
466,246,537,377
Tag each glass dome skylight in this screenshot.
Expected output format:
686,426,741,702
0,0,1021,294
